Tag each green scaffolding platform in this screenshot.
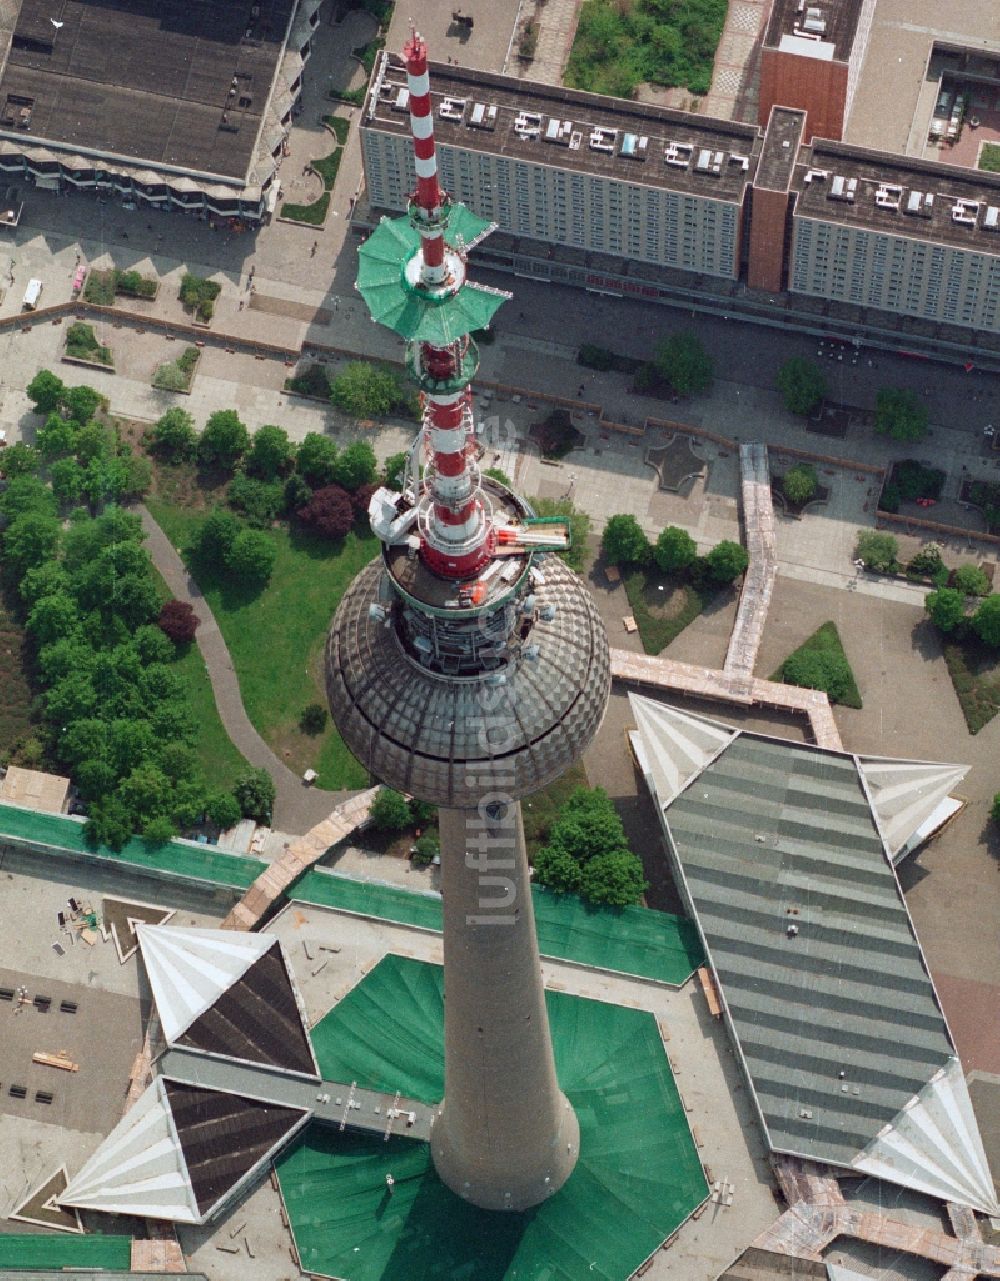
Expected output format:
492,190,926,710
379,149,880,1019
0,1234,131,1272
278,955,707,1281
292,872,704,986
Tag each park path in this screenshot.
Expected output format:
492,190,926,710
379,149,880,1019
138,506,355,834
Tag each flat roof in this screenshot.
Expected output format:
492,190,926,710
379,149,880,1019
661,732,953,1168
794,139,1000,252
764,0,865,62
0,0,294,181
366,54,761,204
758,107,806,192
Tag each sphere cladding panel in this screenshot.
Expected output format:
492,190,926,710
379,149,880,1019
326,559,611,807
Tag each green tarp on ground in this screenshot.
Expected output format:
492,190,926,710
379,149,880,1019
280,955,706,1281
292,870,704,985
0,1234,131,1271
0,803,261,891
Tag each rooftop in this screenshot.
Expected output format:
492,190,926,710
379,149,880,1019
794,139,1000,252
0,0,294,182
366,54,761,204
758,107,806,192
764,0,866,62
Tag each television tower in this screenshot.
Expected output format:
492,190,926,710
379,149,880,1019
327,33,610,1211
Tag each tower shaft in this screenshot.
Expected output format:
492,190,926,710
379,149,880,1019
431,805,579,1210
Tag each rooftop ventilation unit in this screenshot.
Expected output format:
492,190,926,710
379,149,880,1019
619,132,648,160
695,149,724,175
439,97,467,122
803,168,830,183
391,86,410,112
664,141,693,168
801,7,827,34
589,127,617,153
874,182,902,210
514,110,542,139
729,152,750,171
468,101,497,130
569,131,583,150
951,198,979,226
903,190,934,218
544,117,573,146
984,206,1000,231
828,174,856,201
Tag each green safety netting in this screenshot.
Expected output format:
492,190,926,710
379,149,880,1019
357,209,505,343
280,955,706,1281
0,1233,132,1271
292,871,704,985
0,803,261,890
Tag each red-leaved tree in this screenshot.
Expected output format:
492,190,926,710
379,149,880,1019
157,599,199,645
351,482,378,522
296,484,354,540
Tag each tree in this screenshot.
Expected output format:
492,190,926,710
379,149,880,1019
654,525,697,573
195,507,240,567
300,703,328,734
531,843,583,894
26,592,79,647
953,564,990,597
245,425,294,480
992,793,1000,825
782,463,818,506
151,407,196,461
653,331,713,395
545,787,629,866
855,530,899,573
972,594,1000,649
224,528,276,586
142,816,177,845
782,649,854,702
331,440,377,492
0,475,56,521
579,850,647,906
158,599,200,645
134,624,175,665
705,539,749,583
283,473,312,515
49,456,83,507
20,561,71,608
26,369,66,415
35,413,78,461
206,790,242,830
925,588,967,634
1,442,40,477
296,484,354,540
351,481,378,521
532,496,591,574
370,787,412,832
411,833,439,866
875,387,929,442
3,511,60,577
84,796,133,851
382,451,408,487
777,358,827,416
602,514,650,567
64,384,103,425
75,421,114,464
234,768,276,822
198,409,249,469
227,473,284,527
296,432,339,487
330,362,399,418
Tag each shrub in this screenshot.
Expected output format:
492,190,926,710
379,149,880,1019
382,451,408,487
152,346,199,392
330,362,400,418
351,482,378,521
782,648,854,703
227,473,284,527
855,530,898,573
705,539,748,583
224,528,276,586
370,787,412,832
411,833,440,866
909,544,944,577
195,507,240,567
654,525,697,573
300,703,328,734
782,463,818,505
484,467,512,488
602,514,650,567
179,273,222,323
65,323,112,366
893,458,945,501
953,564,991,597
158,599,199,645
926,587,967,634
296,484,354,539
972,594,1000,649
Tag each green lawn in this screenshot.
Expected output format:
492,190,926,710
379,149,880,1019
979,142,1000,173
624,566,715,654
772,620,863,709
147,500,376,788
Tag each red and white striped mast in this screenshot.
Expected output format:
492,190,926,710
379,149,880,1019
403,30,493,579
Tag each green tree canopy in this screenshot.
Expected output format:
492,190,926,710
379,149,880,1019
151,407,196,461
782,463,818,505
49,456,84,507
382,451,409,487
579,850,648,907
331,440,378,492
1,442,40,477
781,648,854,702
3,511,60,577
602,514,650,567
296,432,339,487
195,507,240,567
925,587,967,634
953,564,991,597
245,424,294,480
972,594,1000,649
855,530,898,573
234,768,276,822
26,591,80,647
35,413,78,461
224,528,276,586
875,387,929,442
776,357,827,416
198,409,249,470
64,384,103,425
653,331,713,395
330,362,400,418
370,787,412,832
533,786,645,907
705,539,749,583
654,525,697,573
26,369,66,414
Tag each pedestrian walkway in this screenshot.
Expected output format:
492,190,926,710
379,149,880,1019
725,442,776,677
139,506,354,834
